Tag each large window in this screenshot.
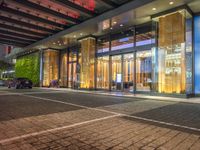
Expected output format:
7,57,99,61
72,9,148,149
111,36,134,51
96,56,109,89
111,30,134,51
111,55,122,90
153,10,192,94
136,50,152,91
136,25,155,47
43,50,59,86
123,53,134,92
68,51,77,88
97,37,109,53
60,52,67,87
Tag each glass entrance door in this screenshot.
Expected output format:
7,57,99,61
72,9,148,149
123,53,134,92
68,63,77,88
111,55,122,91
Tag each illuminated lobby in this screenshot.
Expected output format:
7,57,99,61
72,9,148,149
2,0,200,97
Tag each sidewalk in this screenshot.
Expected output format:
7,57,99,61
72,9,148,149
40,87,200,105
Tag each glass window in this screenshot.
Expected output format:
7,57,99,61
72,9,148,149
111,36,134,51
123,53,134,92
111,30,134,51
69,51,77,62
135,24,155,47
111,55,122,90
60,53,67,87
136,50,152,91
185,13,193,94
43,50,59,86
136,32,154,46
97,38,109,53
154,10,189,94
96,56,109,89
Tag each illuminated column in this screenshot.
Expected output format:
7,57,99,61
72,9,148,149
79,37,96,89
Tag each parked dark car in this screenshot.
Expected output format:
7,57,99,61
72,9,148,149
8,78,33,89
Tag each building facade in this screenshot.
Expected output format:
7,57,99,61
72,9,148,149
13,2,200,97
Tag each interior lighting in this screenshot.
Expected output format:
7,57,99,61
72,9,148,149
152,8,156,11
169,1,174,5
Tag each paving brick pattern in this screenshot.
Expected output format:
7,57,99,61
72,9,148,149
0,117,200,150
0,88,200,150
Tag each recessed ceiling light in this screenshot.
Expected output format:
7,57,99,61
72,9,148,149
53,42,56,45
120,24,123,27
152,8,156,11
73,35,76,38
169,1,174,5
80,33,83,36
110,27,113,30
113,21,117,24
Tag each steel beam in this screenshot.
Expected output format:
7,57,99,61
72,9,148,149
13,0,81,24
0,29,42,41
0,34,36,43
51,0,97,17
0,15,57,33
0,5,65,29
0,38,28,47
0,23,48,37
96,0,118,8
0,41,26,47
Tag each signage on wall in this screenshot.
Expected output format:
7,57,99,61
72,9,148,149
116,74,122,83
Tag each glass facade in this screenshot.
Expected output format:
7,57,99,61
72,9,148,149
40,8,196,97
153,10,193,94
96,56,109,89
136,50,152,91
60,53,67,87
123,53,134,92
111,55,122,90
42,50,59,86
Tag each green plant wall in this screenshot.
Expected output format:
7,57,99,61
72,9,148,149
15,52,40,86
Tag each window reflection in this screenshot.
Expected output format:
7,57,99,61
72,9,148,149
43,50,59,86
112,55,122,90
96,56,109,89
97,38,109,53
136,50,152,91
123,53,134,92
111,36,134,51
136,32,154,46
155,11,187,94
68,51,77,88
60,53,67,87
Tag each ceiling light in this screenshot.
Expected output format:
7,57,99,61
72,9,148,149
152,8,156,11
169,1,174,5
113,21,117,24
110,27,113,30
53,42,56,45
120,24,123,27
80,33,83,36
73,35,76,38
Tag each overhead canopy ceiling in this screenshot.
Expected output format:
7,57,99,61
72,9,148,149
0,0,132,47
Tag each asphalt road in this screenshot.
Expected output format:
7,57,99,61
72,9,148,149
0,87,200,150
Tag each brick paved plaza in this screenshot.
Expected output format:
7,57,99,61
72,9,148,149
0,88,200,150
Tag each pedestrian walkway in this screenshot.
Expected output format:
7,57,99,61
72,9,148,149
41,87,200,104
